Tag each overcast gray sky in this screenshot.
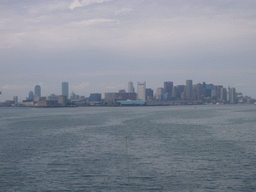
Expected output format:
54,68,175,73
1,0,256,101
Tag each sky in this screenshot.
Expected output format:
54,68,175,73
1,0,256,101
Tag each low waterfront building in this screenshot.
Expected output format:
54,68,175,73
105,92,136,105
89,93,101,102
58,95,67,106
117,100,146,106
21,100,34,107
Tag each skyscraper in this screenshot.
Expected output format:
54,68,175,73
128,81,135,93
13,96,18,106
62,82,69,99
176,85,185,99
229,87,236,104
137,82,146,100
214,85,223,100
28,91,34,100
185,80,193,99
171,86,177,98
220,87,227,102
195,83,203,101
164,81,173,95
34,85,41,98
146,88,153,100
155,88,164,100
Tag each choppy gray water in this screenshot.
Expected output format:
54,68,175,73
1,105,256,191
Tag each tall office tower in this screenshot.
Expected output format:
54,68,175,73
211,89,217,100
164,81,173,95
34,85,41,98
192,84,197,100
171,86,177,98
227,86,230,103
62,82,69,99
128,81,135,93
146,88,153,100
13,96,18,105
137,82,146,100
185,80,193,99
195,83,203,101
202,82,207,97
155,88,164,100
214,85,223,100
229,87,236,104
176,85,185,99
28,91,34,100
220,87,227,102
205,83,214,97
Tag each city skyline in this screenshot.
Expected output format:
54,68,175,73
1,79,254,103
1,1,256,101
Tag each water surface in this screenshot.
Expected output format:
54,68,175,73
1,105,256,191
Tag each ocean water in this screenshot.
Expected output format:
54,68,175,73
0,105,256,191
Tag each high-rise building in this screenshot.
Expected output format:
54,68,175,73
227,86,230,102
220,87,227,102
155,88,164,100
13,96,18,105
62,82,69,99
28,91,34,100
146,88,153,100
211,89,217,100
164,81,173,95
202,82,207,97
171,86,177,98
176,85,185,99
137,82,146,100
229,87,236,104
185,80,193,100
214,85,223,100
128,81,135,93
34,85,41,98
195,83,203,101
206,84,214,98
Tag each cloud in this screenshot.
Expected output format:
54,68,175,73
72,82,91,90
71,18,116,26
235,83,248,87
1,0,255,53
47,1,70,11
2,84,31,90
69,0,112,10
115,8,133,15
0,17,118,49
106,82,125,91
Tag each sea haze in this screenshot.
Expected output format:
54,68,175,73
1,105,256,191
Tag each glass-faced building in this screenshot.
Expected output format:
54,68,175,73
34,85,41,98
62,82,69,99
